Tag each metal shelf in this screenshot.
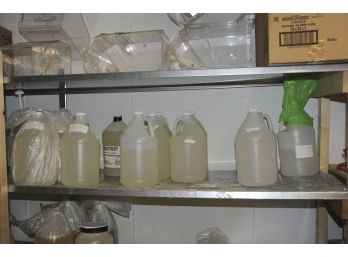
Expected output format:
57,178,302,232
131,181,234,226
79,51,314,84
4,64,348,95
8,171,348,200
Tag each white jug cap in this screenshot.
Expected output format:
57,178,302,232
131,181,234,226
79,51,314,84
249,108,260,112
148,113,156,117
183,111,194,116
134,111,144,116
76,112,86,117
155,112,163,116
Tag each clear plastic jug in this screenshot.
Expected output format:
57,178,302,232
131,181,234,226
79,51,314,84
148,113,171,181
61,113,100,186
278,124,319,177
155,112,172,137
235,109,278,186
102,116,127,179
120,112,158,188
171,111,207,183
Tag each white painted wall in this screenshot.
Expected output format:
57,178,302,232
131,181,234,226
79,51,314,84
1,13,345,243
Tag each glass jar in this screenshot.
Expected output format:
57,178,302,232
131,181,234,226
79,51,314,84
75,222,113,244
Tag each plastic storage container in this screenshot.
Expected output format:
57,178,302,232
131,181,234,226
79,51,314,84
102,116,127,178
235,109,278,187
0,41,71,76
171,111,207,183
18,13,90,60
148,113,171,181
166,19,253,70
75,222,113,244
83,30,169,73
120,112,158,188
278,125,319,177
61,113,100,186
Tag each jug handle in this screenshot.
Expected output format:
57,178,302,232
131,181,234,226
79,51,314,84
262,113,274,132
173,117,183,136
145,120,156,137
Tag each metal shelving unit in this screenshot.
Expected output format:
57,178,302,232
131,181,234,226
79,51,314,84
7,171,348,200
2,62,348,243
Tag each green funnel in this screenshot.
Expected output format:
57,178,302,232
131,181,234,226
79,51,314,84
280,78,317,126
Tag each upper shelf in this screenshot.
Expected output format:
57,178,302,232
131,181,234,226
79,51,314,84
4,63,348,95
8,171,348,200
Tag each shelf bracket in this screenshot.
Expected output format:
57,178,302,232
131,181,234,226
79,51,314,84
58,80,67,109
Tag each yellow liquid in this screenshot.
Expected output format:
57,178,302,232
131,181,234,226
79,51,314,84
75,231,113,244
61,131,99,187
154,126,170,181
12,128,58,185
120,146,158,188
102,130,122,178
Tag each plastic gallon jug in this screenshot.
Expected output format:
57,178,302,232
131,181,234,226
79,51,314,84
278,125,318,176
235,109,278,186
278,78,319,177
171,111,207,183
102,116,127,179
155,112,172,137
120,112,158,188
61,113,100,186
148,113,171,181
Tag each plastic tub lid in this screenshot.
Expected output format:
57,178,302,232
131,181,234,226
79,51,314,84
80,222,108,233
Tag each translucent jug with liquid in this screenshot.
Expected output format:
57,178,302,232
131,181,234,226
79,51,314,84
148,113,171,181
278,124,319,177
102,116,127,179
170,111,207,183
120,112,158,188
61,113,100,186
235,109,278,186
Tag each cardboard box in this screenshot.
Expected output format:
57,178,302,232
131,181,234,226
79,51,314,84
255,14,348,66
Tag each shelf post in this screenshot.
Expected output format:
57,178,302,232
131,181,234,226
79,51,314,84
316,97,330,243
0,51,10,243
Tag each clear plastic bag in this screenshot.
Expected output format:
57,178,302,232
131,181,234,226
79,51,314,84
9,108,73,185
34,210,74,244
11,110,60,185
196,227,231,244
10,201,86,238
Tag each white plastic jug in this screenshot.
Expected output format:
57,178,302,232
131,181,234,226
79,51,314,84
148,113,171,181
171,111,207,183
120,112,158,188
61,113,100,186
235,109,278,186
278,124,319,177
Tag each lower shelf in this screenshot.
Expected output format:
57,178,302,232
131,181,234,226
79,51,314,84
8,170,348,200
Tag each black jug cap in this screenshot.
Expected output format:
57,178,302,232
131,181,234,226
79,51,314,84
113,116,123,122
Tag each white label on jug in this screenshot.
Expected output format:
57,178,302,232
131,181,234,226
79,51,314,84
103,145,120,168
69,124,89,134
26,121,44,130
295,144,314,159
246,127,260,133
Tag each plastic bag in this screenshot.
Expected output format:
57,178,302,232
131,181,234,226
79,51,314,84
11,110,60,185
9,108,73,185
10,201,86,238
35,210,74,244
196,227,231,244
279,78,317,126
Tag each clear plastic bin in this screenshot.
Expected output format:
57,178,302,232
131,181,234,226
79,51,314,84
83,30,169,73
19,14,90,60
166,20,254,70
1,41,71,76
